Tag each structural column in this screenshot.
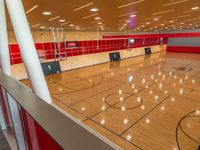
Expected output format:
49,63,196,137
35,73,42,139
5,0,52,103
0,0,12,129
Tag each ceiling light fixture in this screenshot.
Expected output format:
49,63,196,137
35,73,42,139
48,16,60,21
40,26,45,29
192,6,199,10
95,17,101,20
42,12,51,15
83,13,98,19
130,14,136,18
32,23,40,28
59,19,66,22
73,3,94,11
163,0,188,7
26,5,38,14
90,8,98,12
118,0,144,8
152,9,174,15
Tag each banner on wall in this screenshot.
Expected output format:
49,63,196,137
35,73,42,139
65,41,78,48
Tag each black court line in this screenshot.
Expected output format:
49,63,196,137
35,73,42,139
119,95,171,136
176,110,200,150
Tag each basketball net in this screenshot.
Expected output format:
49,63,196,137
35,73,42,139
50,27,66,61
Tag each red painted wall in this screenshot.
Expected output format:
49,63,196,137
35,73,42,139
103,32,200,54
9,37,166,65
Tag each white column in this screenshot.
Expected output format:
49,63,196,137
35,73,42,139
0,0,11,130
5,0,52,103
0,0,11,76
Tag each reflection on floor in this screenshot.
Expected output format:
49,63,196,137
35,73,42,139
22,52,200,150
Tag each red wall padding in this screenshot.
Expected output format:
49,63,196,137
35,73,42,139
167,46,200,53
9,37,165,65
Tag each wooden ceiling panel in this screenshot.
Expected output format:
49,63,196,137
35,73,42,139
5,0,200,32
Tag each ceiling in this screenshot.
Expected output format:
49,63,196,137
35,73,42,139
6,0,200,32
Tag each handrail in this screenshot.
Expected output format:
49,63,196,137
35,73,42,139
0,71,122,150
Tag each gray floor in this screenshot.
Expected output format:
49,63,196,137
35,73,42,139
0,127,10,150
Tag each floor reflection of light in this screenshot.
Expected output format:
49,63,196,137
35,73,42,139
141,105,145,110
179,88,183,94
184,75,188,80
121,107,126,111
164,91,168,94
119,90,122,94
192,80,195,84
126,135,132,141
158,72,162,76
160,106,165,111
123,119,129,125
81,107,85,111
151,75,154,79
111,72,114,76
134,89,138,93
155,79,158,82
102,97,105,101
120,97,124,102
145,119,150,124
142,78,146,84
171,97,175,102
132,84,135,89
155,96,159,100
59,88,63,91
128,76,134,82
100,119,105,125
169,72,172,76
149,90,153,94
196,110,200,115
137,97,141,102
174,75,177,79
89,79,92,82
172,147,178,150
145,85,149,89
179,79,183,84
101,106,106,110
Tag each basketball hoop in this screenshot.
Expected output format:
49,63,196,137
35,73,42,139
50,27,67,61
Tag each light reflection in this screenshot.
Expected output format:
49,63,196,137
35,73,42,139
100,119,105,125
164,91,168,94
171,97,175,102
102,97,105,101
137,97,141,102
126,135,132,141
101,106,106,110
160,106,165,111
121,107,126,111
179,88,183,94
196,110,200,115
145,119,150,124
141,105,145,110
123,119,129,124
111,72,114,76
149,90,153,94
120,97,124,102
119,90,122,94
134,89,138,93
154,96,159,100
81,107,85,111
132,84,135,89
128,76,134,82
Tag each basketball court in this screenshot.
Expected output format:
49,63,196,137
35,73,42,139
21,51,200,150
0,0,200,150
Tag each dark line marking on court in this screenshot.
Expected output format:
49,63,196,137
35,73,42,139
176,110,200,150
120,95,171,136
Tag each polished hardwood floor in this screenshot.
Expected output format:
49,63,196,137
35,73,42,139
22,52,200,150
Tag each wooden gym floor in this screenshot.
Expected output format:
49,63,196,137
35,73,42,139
22,51,200,150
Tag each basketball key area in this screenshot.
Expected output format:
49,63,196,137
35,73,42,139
22,52,200,150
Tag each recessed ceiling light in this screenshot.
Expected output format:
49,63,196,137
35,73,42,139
59,19,66,22
95,17,101,20
169,20,174,23
98,22,102,25
40,26,45,29
146,22,150,25
69,24,74,27
90,8,98,12
43,12,51,15
192,6,199,10
126,20,130,23
26,5,38,14
130,14,136,18
154,18,159,21
76,27,80,30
